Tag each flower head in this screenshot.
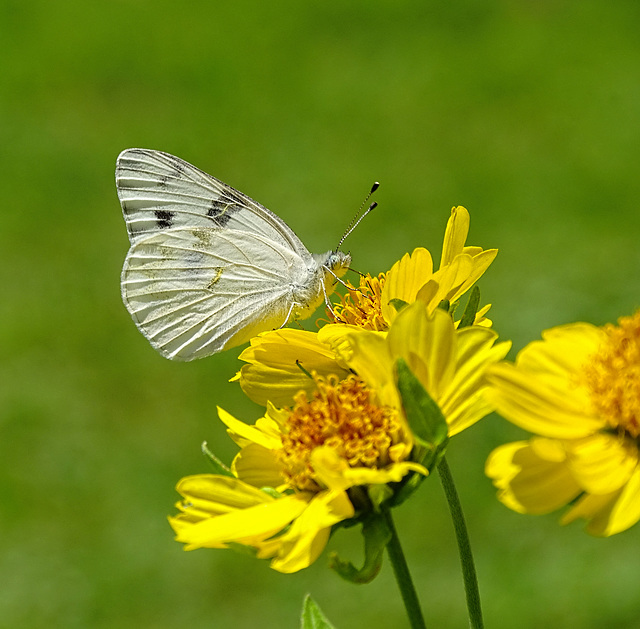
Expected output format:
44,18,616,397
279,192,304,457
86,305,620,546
170,373,425,573
331,206,497,329
486,309,640,536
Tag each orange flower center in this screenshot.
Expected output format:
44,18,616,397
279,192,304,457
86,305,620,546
327,273,388,330
582,310,640,438
277,374,401,491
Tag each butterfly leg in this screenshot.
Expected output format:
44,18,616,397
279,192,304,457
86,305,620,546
324,266,368,301
325,266,369,298
321,278,349,323
280,301,298,328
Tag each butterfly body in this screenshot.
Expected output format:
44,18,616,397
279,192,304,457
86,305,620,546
117,149,350,360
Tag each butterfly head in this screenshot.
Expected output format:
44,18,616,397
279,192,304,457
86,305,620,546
322,250,351,280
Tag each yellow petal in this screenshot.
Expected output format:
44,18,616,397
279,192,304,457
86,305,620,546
170,474,297,544
486,440,581,514
584,465,640,535
381,248,434,324
172,490,310,550
518,322,606,382
310,446,426,490
268,490,354,573
560,491,618,534
440,206,470,267
486,363,604,439
309,446,355,492
439,327,510,434
175,475,269,513
342,461,428,486
237,328,349,406
461,245,483,257
565,433,638,494
414,279,441,309
217,406,282,450
231,443,284,489
387,304,456,400
449,248,498,302
431,253,475,303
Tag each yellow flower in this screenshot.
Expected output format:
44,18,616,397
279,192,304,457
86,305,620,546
237,206,496,404
170,374,427,573
320,301,511,438
485,309,640,536
332,206,497,329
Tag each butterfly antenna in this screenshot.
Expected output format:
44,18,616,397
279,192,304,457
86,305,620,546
337,181,379,250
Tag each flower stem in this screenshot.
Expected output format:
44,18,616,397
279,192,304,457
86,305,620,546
383,508,427,629
437,456,484,629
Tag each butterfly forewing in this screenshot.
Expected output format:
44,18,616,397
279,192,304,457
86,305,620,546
116,149,309,257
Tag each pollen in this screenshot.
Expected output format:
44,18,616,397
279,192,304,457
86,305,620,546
278,374,402,491
581,310,640,438
329,273,388,331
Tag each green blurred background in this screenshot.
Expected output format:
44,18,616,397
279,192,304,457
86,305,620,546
2,1,640,627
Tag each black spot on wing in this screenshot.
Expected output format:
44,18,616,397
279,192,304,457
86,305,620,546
207,189,246,227
155,209,175,229
207,199,230,226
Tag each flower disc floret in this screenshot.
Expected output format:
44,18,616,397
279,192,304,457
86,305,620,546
329,274,387,330
278,374,403,491
580,310,640,438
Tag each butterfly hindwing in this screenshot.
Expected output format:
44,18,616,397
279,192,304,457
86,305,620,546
121,227,314,360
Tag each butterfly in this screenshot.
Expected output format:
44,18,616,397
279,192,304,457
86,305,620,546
116,149,352,361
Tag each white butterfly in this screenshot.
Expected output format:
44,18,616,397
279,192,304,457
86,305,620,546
117,149,352,361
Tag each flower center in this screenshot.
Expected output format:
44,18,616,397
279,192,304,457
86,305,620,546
278,374,402,491
328,273,388,330
581,310,640,438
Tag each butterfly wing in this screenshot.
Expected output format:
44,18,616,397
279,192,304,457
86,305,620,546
116,148,311,257
121,227,318,361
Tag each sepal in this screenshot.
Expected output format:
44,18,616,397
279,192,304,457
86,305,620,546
329,515,391,584
395,358,449,467
201,441,234,477
458,285,480,328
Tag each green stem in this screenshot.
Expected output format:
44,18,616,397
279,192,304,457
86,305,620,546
383,508,427,629
437,456,484,629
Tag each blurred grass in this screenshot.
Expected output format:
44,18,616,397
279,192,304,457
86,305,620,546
1,1,640,627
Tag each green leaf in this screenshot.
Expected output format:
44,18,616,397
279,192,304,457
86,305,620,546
458,285,480,329
201,441,234,477
329,515,391,584
395,358,448,450
300,595,337,629
389,298,409,313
